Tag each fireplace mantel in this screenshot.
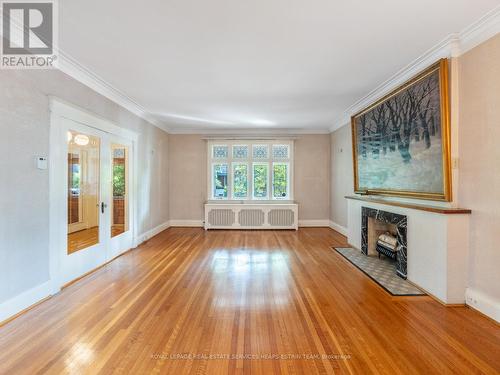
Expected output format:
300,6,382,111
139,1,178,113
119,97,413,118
345,195,471,215
346,197,470,304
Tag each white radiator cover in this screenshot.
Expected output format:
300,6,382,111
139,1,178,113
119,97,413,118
205,203,298,230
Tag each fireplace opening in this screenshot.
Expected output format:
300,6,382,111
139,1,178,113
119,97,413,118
361,207,407,279
367,217,398,258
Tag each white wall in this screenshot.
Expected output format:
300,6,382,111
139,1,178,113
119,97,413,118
0,69,169,309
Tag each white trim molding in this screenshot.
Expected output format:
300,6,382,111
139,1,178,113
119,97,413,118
298,220,330,227
0,281,54,323
329,221,348,236
465,287,500,323
330,5,500,131
49,97,139,141
57,51,168,132
134,221,171,246
169,220,204,227
459,5,500,55
169,128,331,135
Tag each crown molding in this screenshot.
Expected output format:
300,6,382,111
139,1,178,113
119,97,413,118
57,51,170,133
459,5,500,54
167,127,331,135
329,5,500,132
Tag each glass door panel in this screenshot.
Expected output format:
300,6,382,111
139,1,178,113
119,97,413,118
67,130,101,254
111,144,129,237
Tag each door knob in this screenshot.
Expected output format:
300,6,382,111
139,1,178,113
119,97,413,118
101,202,107,213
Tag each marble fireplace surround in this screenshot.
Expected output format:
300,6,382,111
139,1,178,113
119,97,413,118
346,195,471,304
361,207,407,279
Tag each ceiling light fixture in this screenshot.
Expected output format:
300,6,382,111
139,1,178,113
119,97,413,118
74,134,89,146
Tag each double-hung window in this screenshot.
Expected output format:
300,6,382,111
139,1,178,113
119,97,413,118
208,140,293,201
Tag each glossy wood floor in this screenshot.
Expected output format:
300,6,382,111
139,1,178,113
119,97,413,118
1,228,499,374
67,226,99,254
68,226,125,254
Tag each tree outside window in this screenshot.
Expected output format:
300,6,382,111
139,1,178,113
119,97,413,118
273,163,288,199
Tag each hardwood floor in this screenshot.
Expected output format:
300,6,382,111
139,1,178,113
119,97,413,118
68,225,125,254
0,228,499,374
67,226,99,254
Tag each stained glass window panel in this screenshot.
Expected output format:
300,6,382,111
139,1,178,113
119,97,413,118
272,144,289,159
252,145,268,159
213,145,228,159
232,145,248,159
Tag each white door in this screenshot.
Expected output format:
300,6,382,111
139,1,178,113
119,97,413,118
108,136,133,259
58,118,134,285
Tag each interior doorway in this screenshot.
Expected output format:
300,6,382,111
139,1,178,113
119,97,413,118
50,98,138,287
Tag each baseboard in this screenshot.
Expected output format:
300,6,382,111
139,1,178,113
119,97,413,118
134,220,171,246
169,220,204,227
0,280,54,324
298,220,330,227
329,221,348,236
465,287,500,323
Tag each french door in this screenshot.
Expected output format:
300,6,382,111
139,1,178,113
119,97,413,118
59,117,134,285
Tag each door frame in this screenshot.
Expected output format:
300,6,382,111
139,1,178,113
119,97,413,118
49,97,139,292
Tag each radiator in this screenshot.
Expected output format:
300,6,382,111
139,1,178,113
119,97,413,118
204,203,298,230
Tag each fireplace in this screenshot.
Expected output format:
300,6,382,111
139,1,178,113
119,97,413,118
361,207,407,279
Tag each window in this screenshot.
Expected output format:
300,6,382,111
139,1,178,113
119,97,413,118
111,145,129,238
252,144,268,159
212,164,228,198
253,163,268,199
232,145,248,159
272,144,289,159
272,163,289,199
232,163,248,199
213,145,228,158
208,140,293,201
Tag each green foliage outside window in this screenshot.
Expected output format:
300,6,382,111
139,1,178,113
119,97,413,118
253,164,268,198
71,165,80,189
113,164,126,197
273,164,288,198
233,164,248,198
213,164,228,198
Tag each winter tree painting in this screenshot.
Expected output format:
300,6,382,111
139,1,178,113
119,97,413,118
352,60,451,200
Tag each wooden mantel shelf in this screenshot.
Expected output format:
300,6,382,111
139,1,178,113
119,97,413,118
345,195,471,214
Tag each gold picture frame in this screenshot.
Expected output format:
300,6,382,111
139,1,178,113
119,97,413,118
351,59,452,201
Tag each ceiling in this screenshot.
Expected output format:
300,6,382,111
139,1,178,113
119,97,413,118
59,0,500,133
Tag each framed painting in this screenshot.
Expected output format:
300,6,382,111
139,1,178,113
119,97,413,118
351,59,452,201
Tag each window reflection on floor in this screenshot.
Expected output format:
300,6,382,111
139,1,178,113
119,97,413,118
211,250,290,309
